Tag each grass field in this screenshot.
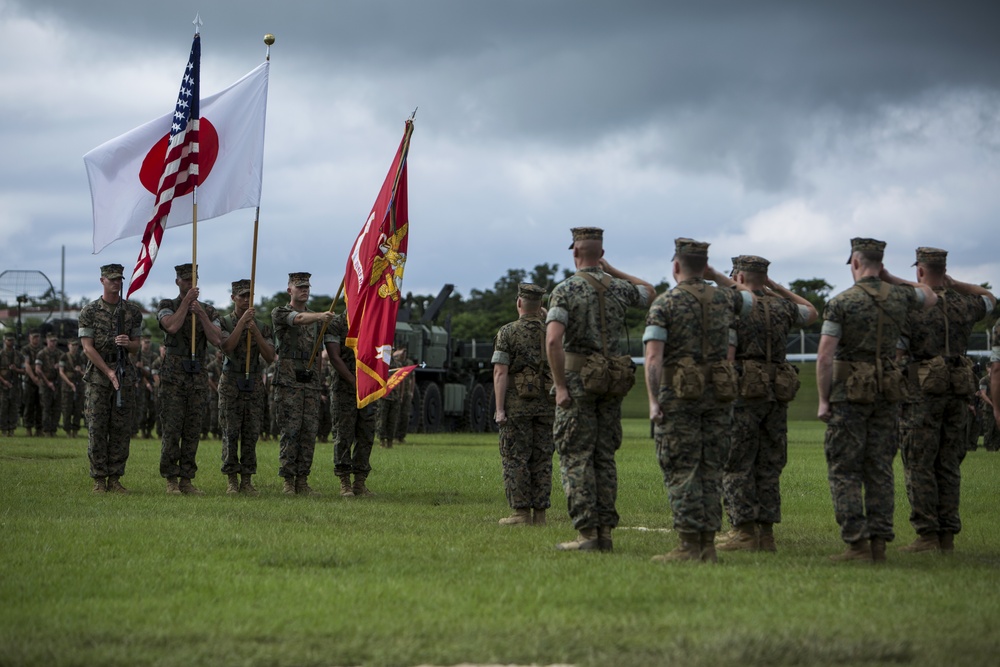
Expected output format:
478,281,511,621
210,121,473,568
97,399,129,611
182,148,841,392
3,374,1000,666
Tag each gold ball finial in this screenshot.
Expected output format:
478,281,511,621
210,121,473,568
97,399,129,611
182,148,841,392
264,34,275,46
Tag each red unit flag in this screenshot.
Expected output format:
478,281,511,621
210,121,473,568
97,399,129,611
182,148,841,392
344,120,414,408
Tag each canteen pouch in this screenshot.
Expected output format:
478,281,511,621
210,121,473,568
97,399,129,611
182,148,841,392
845,362,877,404
739,360,770,400
950,357,977,396
711,360,739,403
881,362,905,402
671,357,704,400
917,356,950,395
514,367,545,399
580,354,610,396
773,362,801,403
606,355,637,397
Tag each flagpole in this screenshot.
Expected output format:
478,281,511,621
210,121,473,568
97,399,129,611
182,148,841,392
244,206,260,380
307,279,344,369
190,188,199,361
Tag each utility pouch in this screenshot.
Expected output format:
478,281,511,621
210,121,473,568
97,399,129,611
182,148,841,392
917,356,950,395
739,360,770,400
606,355,637,397
295,369,314,384
845,362,878,404
671,357,705,400
580,354,610,396
881,361,905,402
950,357,977,396
711,360,739,403
181,359,202,374
514,367,545,399
773,362,800,403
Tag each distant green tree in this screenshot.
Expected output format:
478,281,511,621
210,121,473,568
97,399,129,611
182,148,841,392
789,278,834,333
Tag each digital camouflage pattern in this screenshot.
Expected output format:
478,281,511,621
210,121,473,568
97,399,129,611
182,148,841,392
724,291,806,526
645,279,747,533
493,313,554,511
35,344,62,434
135,345,157,436
375,354,402,443
59,347,86,434
899,287,990,537
821,277,922,543
79,296,143,479
21,340,43,432
157,295,220,481
271,304,332,480
328,313,375,477
547,267,646,530
0,339,22,433
218,314,273,476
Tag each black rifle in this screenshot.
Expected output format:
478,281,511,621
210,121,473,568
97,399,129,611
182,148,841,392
114,286,126,408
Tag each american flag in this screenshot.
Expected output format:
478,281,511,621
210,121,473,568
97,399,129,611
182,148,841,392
127,34,201,298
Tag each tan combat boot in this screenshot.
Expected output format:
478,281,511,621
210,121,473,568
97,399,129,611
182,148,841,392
92,478,107,494
282,477,296,495
498,509,531,526
295,476,321,496
870,537,887,564
717,522,759,552
829,539,872,562
107,476,129,495
352,474,375,497
178,478,205,495
165,477,182,495
556,527,600,551
701,532,719,563
757,522,777,552
339,475,355,497
225,474,240,495
240,474,259,496
899,533,940,553
598,526,614,552
652,532,702,563
532,508,547,526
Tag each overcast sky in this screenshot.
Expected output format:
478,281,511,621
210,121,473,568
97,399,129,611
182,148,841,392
2,0,999,313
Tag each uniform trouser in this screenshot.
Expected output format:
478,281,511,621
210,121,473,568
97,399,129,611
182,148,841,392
275,383,319,479
39,382,60,434
61,383,85,433
824,399,897,544
219,376,264,475
331,390,376,476
376,399,401,442
553,374,623,531
158,374,208,480
86,380,134,479
724,400,788,526
900,394,968,536
656,396,730,533
500,413,555,510
396,387,413,440
23,381,41,430
137,386,156,434
0,384,20,431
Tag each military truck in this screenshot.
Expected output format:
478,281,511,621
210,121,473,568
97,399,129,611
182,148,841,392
394,284,495,433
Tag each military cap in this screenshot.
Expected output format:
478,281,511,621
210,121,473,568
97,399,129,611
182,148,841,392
46,333,58,341
517,283,545,300
568,227,604,249
28,329,41,337
3,331,14,340
912,247,947,267
732,255,770,274
100,263,125,279
846,237,886,263
288,272,312,287
231,279,252,296
68,338,80,345
674,237,710,258
174,263,196,280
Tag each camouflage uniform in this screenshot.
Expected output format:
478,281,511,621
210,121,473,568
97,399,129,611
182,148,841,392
21,338,43,433
376,354,403,447
899,248,991,543
822,254,923,546
0,335,21,435
395,355,416,442
218,311,273,477
547,265,648,532
35,338,63,436
59,345,86,435
135,341,157,438
79,292,143,481
724,258,811,529
271,303,332,482
328,312,377,481
151,352,164,438
645,276,751,535
492,287,554,514
204,352,221,438
157,293,220,482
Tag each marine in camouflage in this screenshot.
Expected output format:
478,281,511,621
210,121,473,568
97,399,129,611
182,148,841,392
328,312,376,478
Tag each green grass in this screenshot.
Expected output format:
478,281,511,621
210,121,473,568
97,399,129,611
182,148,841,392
2,417,1000,667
